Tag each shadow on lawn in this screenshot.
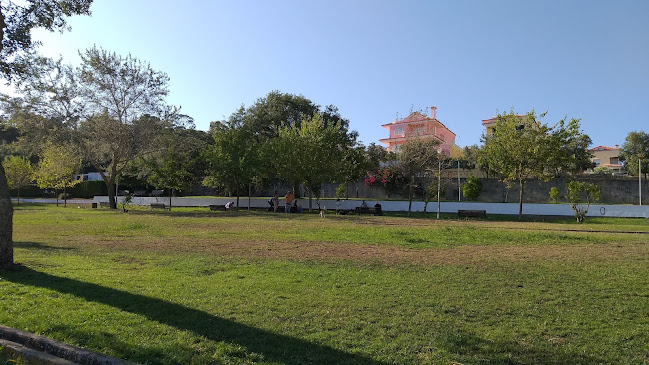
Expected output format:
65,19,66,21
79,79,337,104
2,265,389,365
14,242,77,251
440,326,606,365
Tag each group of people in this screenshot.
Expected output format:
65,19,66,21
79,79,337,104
270,191,303,213
335,198,381,215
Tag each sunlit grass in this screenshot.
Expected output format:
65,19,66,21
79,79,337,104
2,204,648,364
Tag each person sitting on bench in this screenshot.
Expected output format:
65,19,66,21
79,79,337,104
292,199,303,213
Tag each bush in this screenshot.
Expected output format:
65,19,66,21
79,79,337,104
335,184,346,199
70,181,108,198
549,187,560,203
593,166,613,175
462,176,482,201
565,181,600,223
9,184,44,198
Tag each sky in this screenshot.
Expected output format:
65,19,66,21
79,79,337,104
23,0,649,148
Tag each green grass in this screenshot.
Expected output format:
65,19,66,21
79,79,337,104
1,204,648,364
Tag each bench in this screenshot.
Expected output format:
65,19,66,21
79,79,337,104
458,209,487,219
209,205,226,211
99,202,110,208
354,207,383,216
151,203,170,211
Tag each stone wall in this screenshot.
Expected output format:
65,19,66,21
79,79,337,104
189,175,648,206
314,176,648,205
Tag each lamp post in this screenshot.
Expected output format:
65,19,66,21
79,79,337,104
437,147,443,219
458,159,461,202
640,158,643,206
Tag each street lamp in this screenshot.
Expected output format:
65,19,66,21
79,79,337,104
437,147,443,219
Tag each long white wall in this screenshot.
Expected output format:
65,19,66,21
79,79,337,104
93,196,649,218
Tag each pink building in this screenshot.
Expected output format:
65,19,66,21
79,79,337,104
379,106,456,155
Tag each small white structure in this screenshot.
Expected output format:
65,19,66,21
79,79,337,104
75,172,103,181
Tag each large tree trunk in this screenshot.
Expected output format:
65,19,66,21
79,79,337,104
0,163,14,269
106,180,117,209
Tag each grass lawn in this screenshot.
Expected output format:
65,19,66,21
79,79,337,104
1,204,648,364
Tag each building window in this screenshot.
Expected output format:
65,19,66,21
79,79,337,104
593,159,600,167
393,127,404,137
610,157,619,164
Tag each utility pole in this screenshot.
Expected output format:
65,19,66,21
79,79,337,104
437,157,441,219
640,158,643,206
458,159,461,201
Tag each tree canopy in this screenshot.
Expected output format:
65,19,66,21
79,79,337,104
619,131,649,178
398,138,440,216
480,109,593,218
0,0,92,80
481,110,553,218
0,0,93,269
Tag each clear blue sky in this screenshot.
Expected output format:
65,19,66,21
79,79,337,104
29,0,649,148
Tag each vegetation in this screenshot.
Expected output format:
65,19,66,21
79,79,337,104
34,142,81,207
462,176,483,201
549,186,560,203
565,180,600,223
1,205,648,364
272,113,358,212
0,0,93,271
480,109,592,219
619,130,649,177
3,155,32,203
398,138,440,216
592,166,613,175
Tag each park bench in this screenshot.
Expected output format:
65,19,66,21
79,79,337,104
354,206,383,216
99,202,110,208
209,204,226,211
150,203,170,211
457,209,487,219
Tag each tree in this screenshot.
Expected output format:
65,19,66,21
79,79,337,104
565,180,600,223
77,46,176,209
337,144,371,200
0,1,92,80
463,176,482,201
272,113,352,212
0,0,93,269
0,161,12,268
619,131,649,178
481,110,553,219
203,111,263,211
144,147,195,210
461,144,481,172
35,142,81,207
365,142,394,171
3,155,32,203
547,118,594,176
398,138,440,216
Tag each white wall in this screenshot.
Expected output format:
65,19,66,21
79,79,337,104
93,196,649,218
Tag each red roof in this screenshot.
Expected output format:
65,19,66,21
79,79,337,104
589,145,619,152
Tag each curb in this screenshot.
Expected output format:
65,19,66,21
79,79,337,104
0,325,137,365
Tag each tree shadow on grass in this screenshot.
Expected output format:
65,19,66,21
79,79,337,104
439,326,606,365
1,265,389,365
14,242,77,251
